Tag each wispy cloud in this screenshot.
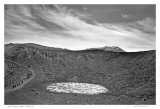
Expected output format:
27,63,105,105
5,5,155,52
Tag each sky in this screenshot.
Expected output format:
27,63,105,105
4,5,156,52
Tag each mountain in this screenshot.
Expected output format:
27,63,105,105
99,46,125,52
4,43,155,105
5,43,69,51
84,46,125,52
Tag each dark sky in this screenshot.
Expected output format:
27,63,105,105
5,5,156,52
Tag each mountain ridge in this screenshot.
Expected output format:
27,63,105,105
5,43,154,53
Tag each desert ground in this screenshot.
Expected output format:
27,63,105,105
5,43,156,105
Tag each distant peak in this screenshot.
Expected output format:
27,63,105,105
99,46,125,52
85,46,125,52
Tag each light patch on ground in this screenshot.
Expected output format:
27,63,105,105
47,82,108,94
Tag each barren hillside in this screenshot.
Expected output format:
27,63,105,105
4,43,156,105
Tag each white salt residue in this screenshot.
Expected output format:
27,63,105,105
47,82,109,94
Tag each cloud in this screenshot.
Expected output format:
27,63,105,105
125,17,155,35
5,5,155,52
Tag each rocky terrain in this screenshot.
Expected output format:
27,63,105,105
4,43,156,105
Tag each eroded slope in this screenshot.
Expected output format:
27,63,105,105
4,43,156,104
